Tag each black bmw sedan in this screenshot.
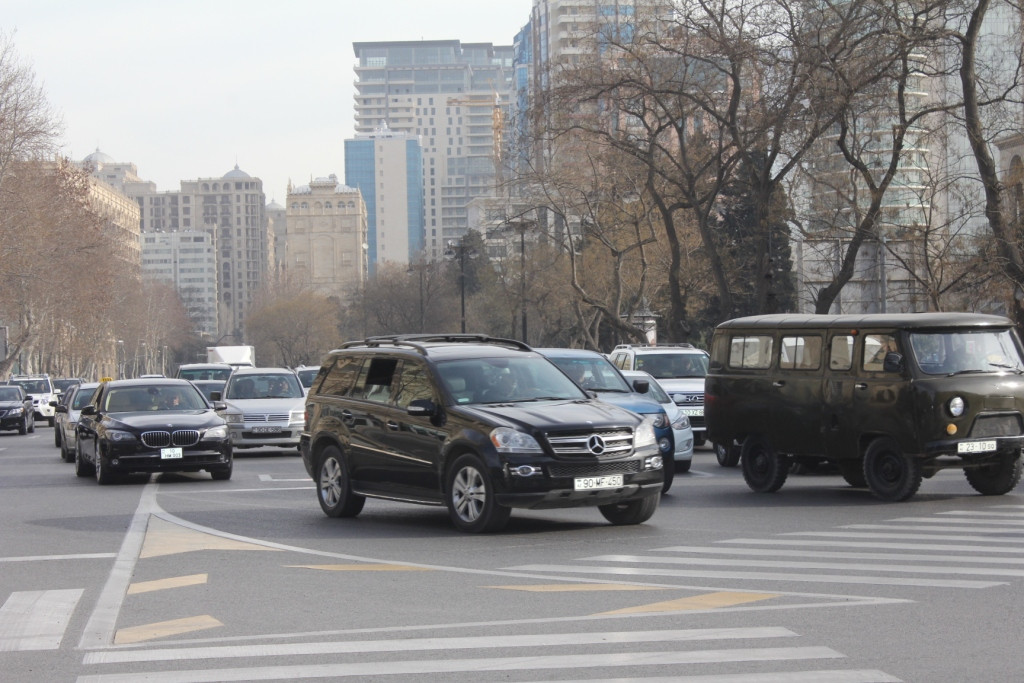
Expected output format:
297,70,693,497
75,378,232,484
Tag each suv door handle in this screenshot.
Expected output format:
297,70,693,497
772,380,785,387
855,382,868,390
386,420,400,431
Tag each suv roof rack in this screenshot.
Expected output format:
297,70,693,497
341,333,533,355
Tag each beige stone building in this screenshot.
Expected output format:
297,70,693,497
285,175,368,298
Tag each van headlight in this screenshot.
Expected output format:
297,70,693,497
948,396,965,417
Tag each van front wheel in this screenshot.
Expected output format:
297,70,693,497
715,442,740,467
741,436,789,493
964,452,1023,495
863,437,922,501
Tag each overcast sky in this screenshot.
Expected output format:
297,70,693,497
3,0,532,202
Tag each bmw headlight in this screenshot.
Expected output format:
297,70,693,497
948,396,965,417
106,430,137,443
490,427,543,453
634,419,657,448
205,425,229,439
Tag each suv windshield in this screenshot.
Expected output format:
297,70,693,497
436,357,585,404
11,379,50,394
634,353,708,379
909,329,1024,375
178,367,233,381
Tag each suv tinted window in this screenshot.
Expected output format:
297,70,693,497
394,361,434,409
355,357,398,403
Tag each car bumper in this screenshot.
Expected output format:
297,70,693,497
104,445,232,473
495,479,662,510
0,415,26,430
229,425,302,448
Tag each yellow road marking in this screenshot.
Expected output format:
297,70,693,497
289,564,433,572
487,584,666,592
114,615,222,644
141,517,279,558
597,591,779,615
127,574,208,595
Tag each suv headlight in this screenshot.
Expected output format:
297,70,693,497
490,427,543,453
9,406,24,416
948,396,965,417
634,420,656,448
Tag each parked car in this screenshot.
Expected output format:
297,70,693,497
74,378,231,484
0,385,35,434
622,369,694,473
52,382,100,462
7,374,57,426
608,344,710,446
176,363,234,382
706,312,1024,501
535,347,677,492
301,334,663,532
215,368,305,452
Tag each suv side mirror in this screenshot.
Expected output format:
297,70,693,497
80,405,97,416
883,352,904,373
631,379,650,394
55,404,68,413
407,398,437,417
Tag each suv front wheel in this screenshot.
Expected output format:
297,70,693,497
599,495,659,525
317,446,365,517
446,453,511,533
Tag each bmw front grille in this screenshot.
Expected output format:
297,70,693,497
141,430,201,448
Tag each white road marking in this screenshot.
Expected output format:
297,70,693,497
653,545,1024,565
0,553,116,563
0,589,83,651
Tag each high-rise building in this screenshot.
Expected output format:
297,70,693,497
140,231,218,337
284,174,368,296
352,40,515,260
344,127,423,268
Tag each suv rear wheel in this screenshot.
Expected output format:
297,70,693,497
317,446,365,517
446,453,510,533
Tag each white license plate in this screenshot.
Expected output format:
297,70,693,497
682,408,704,417
958,440,997,453
252,426,282,434
161,447,183,459
574,475,624,491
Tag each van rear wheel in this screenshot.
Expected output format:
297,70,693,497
838,460,867,488
863,437,922,501
964,452,1023,495
741,436,789,493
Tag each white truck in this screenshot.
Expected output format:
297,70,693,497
207,345,255,367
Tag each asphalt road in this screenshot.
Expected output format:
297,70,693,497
2,426,1023,682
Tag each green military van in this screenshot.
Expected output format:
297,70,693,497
705,313,1024,501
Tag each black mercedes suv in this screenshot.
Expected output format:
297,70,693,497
300,334,664,532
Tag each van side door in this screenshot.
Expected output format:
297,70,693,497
770,333,825,455
821,333,860,460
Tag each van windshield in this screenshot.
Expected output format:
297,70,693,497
909,329,1024,375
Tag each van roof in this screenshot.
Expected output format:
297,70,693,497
716,312,1013,331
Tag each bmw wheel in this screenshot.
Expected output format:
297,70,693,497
75,441,95,478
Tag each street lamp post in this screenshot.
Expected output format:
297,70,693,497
444,240,477,334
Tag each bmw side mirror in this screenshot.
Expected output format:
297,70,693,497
407,399,437,417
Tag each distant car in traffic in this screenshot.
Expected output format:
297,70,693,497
74,378,232,484
176,363,234,382
0,385,35,434
621,369,694,472
53,378,85,396
52,382,99,462
190,379,226,403
7,374,58,426
295,365,320,394
215,368,305,452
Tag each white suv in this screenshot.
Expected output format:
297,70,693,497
8,374,58,426
608,344,709,445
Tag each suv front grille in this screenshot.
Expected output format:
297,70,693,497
141,430,201,448
545,428,634,458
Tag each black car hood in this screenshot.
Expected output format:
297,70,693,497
102,410,225,430
0,400,26,409
454,399,638,433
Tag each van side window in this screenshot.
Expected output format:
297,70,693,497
729,335,773,369
863,334,898,372
780,336,822,370
829,336,854,370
